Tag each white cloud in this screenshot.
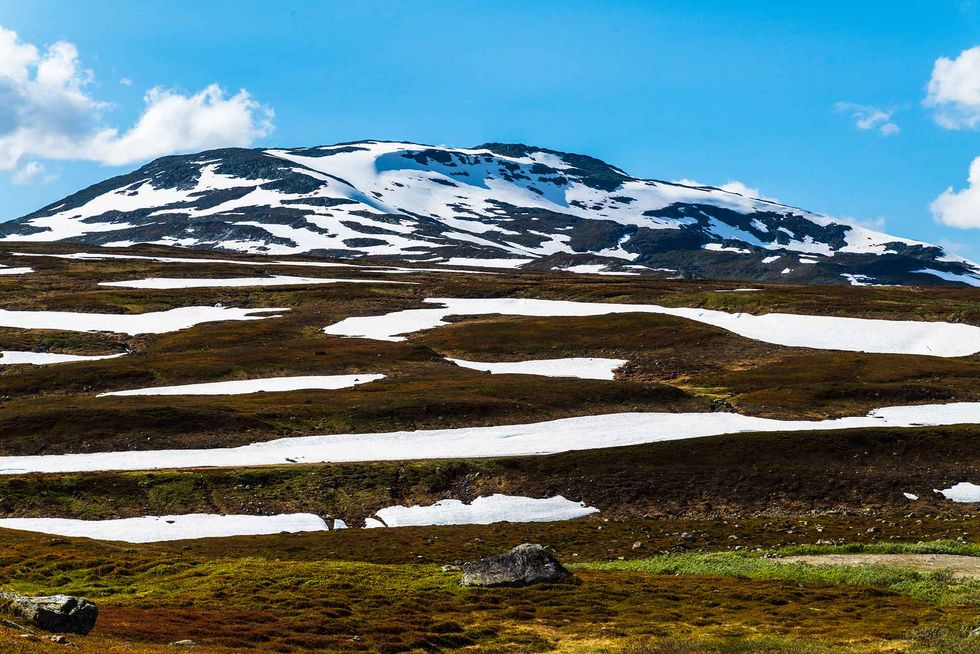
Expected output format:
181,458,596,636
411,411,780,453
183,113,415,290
839,215,888,231
835,102,900,136
0,24,274,174
11,161,50,185
85,85,274,166
718,181,774,201
119,77,132,86
930,156,980,228
925,46,980,130
939,238,972,257
673,178,777,202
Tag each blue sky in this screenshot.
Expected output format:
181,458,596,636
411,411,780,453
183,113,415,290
1,1,979,255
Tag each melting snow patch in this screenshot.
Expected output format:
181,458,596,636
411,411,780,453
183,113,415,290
1,351,124,365
12,252,490,275
2,401,978,474
0,267,33,275
448,357,626,380
0,306,285,335
365,495,598,527
99,374,385,397
841,274,882,287
0,513,329,543
442,258,534,269
99,275,411,289
903,492,919,501
913,269,980,288
704,243,751,254
935,482,980,503
325,297,980,357
557,264,640,276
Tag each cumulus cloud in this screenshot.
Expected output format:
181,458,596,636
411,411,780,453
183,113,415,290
925,46,980,129
838,215,888,231
931,156,980,228
835,102,900,136
674,178,778,202
718,180,775,201
939,238,972,257
86,85,274,166
11,161,50,185
0,24,274,174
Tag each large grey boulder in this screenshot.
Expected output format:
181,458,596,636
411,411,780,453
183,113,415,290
460,543,576,587
1,593,98,634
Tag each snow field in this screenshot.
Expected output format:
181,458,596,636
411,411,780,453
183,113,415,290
1,401,978,475
448,357,626,380
325,297,980,357
99,374,385,397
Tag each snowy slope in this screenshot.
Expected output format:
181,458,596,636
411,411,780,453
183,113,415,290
3,140,978,285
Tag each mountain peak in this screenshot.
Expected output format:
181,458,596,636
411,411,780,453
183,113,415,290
2,140,977,286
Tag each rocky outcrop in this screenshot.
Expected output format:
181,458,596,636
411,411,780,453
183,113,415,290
460,543,577,587
1,593,98,634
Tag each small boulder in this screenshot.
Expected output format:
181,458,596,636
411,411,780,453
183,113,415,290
3,594,97,635
461,543,576,588
170,640,199,648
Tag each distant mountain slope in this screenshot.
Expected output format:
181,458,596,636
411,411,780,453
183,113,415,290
3,140,978,286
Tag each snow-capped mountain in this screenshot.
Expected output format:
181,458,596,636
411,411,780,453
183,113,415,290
3,140,978,286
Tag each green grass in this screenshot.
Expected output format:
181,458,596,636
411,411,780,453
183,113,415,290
582,552,980,605
616,635,842,654
0,528,973,653
780,540,980,558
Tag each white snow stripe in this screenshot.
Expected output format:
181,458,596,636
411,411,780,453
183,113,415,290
98,374,385,397
12,252,491,275
324,297,980,357
448,357,626,380
367,494,598,528
0,306,285,335
0,351,125,365
0,402,977,475
98,275,412,289
934,482,980,503
0,513,329,543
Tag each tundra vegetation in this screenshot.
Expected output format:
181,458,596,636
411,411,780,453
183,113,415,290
0,243,977,653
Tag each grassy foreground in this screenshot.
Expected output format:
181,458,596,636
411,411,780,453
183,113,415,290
1,529,979,653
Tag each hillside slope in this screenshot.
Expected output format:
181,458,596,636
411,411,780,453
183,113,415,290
2,140,978,286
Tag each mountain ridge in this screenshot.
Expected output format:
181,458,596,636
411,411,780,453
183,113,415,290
3,140,978,286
